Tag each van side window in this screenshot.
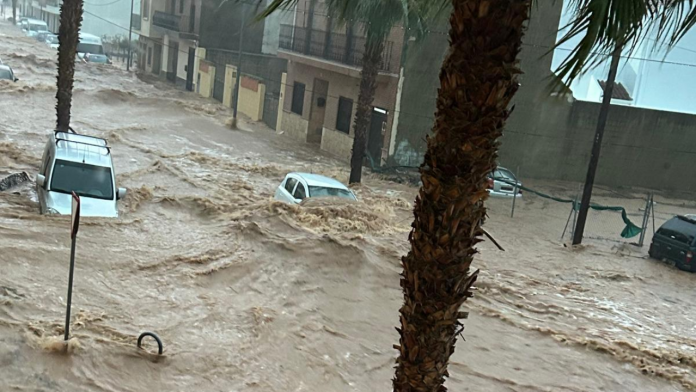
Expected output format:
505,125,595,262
284,178,297,194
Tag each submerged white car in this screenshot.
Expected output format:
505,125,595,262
274,173,357,204
35,131,127,217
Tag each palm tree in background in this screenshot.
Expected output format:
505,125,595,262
55,0,84,131
264,0,431,184
262,0,694,389
12,0,17,25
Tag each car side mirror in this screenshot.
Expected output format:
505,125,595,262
117,187,127,200
36,173,45,188
14,77,18,82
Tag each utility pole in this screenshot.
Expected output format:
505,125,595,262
231,4,245,128
126,0,134,71
573,43,623,245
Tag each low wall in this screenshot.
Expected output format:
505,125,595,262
239,76,266,122
197,59,215,99
282,111,309,141
320,128,352,162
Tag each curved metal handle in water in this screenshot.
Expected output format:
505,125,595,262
137,332,163,355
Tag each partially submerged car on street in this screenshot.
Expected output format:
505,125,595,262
274,173,357,204
650,215,696,271
35,131,127,217
0,64,18,82
84,53,111,64
45,34,59,49
487,166,522,198
25,19,48,37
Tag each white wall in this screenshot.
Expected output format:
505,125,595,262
262,0,294,55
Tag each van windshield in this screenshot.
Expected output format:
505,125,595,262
50,159,114,200
78,42,104,55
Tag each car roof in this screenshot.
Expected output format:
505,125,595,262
661,216,696,236
28,19,47,24
291,172,349,189
53,132,112,167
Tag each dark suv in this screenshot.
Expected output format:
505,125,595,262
649,215,696,271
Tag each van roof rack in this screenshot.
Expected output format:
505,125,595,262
54,129,110,154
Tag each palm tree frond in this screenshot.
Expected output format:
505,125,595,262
554,0,695,84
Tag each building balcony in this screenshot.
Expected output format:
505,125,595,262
278,24,396,74
153,10,181,32
178,15,199,40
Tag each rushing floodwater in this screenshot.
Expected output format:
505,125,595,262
2,21,696,392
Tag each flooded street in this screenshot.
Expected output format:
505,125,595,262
2,20,696,392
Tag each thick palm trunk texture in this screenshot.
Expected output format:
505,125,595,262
56,0,83,131
392,0,530,390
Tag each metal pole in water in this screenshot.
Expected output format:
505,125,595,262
231,5,246,127
126,0,134,71
64,235,77,341
638,192,651,247
510,165,520,218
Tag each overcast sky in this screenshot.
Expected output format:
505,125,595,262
552,5,696,115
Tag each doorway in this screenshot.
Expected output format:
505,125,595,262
153,43,162,75
186,47,195,91
367,107,387,167
307,78,328,144
167,41,178,83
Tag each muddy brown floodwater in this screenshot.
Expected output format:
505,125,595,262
2,20,696,392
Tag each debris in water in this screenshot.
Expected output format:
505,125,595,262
0,172,30,192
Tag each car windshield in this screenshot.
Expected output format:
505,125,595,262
493,168,517,182
78,42,104,54
0,69,12,80
309,186,355,200
50,159,114,200
29,24,47,32
46,35,58,44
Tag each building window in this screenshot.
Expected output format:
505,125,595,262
143,0,150,19
336,97,353,134
291,82,305,115
179,0,185,13
147,47,152,66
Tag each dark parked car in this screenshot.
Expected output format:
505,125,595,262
649,215,696,271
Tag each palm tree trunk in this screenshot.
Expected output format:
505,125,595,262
349,30,385,184
55,0,83,131
11,0,16,25
392,0,530,390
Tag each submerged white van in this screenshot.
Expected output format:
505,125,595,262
77,33,105,58
25,19,48,37
35,131,126,217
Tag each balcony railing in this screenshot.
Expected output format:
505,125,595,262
279,24,395,73
131,13,141,31
153,10,180,32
